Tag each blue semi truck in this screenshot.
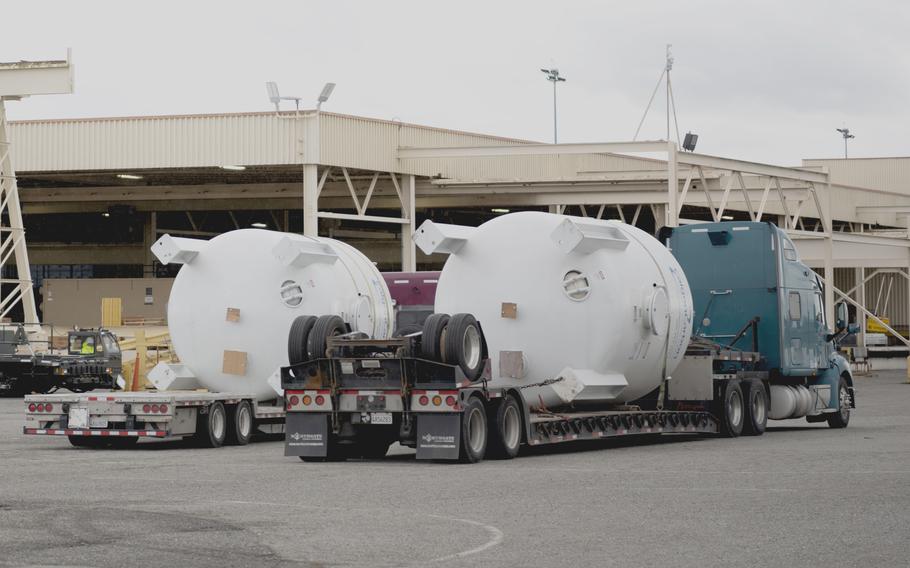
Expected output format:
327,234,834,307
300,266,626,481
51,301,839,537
282,220,854,462
666,221,854,434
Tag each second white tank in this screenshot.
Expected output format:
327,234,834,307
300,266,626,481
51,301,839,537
415,212,694,408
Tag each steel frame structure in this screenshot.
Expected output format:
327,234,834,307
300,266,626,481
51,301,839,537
397,140,910,337
0,53,73,324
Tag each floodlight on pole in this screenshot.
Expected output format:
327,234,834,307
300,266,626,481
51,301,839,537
836,127,854,159
541,68,566,143
316,82,336,111
265,81,302,112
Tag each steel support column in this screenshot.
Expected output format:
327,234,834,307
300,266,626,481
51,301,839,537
666,142,679,227
823,179,836,326
400,174,416,271
303,164,319,237
856,266,866,348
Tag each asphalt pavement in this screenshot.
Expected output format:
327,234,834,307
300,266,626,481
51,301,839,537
1,370,909,567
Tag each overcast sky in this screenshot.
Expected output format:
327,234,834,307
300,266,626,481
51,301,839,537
2,0,908,166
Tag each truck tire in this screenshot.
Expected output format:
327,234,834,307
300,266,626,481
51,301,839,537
349,434,393,459
393,323,423,337
68,435,109,448
488,394,522,459
108,436,139,449
444,313,485,380
195,402,227,448
288,315,318,365
459,396,488,463
826,375,851,429
420,313,450,362
719,381,745,437
307,315,347,360
742,379,768,436
226,401,254,446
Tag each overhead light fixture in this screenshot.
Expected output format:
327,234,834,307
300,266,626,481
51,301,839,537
721,215,734,220
491,208,510,214
683,132,698,152
317,82,336,111
101,212,110,218
116,174,142,180
251,222,268,229
265,81,301,112
220,165,246,171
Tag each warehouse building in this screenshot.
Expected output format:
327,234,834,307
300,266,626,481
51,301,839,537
6,109,910,350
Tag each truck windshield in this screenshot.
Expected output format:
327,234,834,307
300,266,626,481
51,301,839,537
69,336,97,355
101,334,120,355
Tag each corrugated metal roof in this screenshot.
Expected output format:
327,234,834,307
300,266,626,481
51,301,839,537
803,158,910,194
8,110,663,180
8,110,533,174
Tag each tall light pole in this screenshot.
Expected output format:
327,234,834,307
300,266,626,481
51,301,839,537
541,68,566,143
836,127,855,158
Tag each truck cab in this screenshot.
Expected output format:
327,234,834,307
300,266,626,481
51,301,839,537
667,221,854,426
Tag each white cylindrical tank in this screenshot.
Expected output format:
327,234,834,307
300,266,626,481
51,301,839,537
416,212,693,408
152,229,393,401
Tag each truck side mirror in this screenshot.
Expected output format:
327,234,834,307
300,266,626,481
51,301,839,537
847,323,860,334
834,301,848,330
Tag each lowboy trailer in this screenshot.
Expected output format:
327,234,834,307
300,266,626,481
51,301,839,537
281,332,766,463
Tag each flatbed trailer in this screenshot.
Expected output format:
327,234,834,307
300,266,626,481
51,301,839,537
281,334,787,463
23,390,285,448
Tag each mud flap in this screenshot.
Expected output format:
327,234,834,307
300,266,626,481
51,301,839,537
416,413,461,460
285,412,329,457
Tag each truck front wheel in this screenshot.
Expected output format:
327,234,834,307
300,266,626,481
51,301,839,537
826,375,851,429
719,382,745,438
460,397,487,463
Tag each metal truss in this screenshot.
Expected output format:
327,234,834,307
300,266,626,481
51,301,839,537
0,100,37,322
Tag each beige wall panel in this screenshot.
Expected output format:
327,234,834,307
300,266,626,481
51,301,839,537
42,278,174,328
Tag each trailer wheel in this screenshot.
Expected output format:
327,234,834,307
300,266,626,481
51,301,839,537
742,379,768,436
420,313,450,362
444,313,485,380
349,435,393,459
68,436,109,448
288,315,318,365
488,394,522,459
195,402,227,448
719,382,744,438
307,315,347,360
226,401,253,446
459,397,487,463
826,375,851,429
108,436,139,449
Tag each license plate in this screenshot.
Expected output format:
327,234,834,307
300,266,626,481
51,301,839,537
369,412,393,425
68,407,89,429
90,417,109,428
